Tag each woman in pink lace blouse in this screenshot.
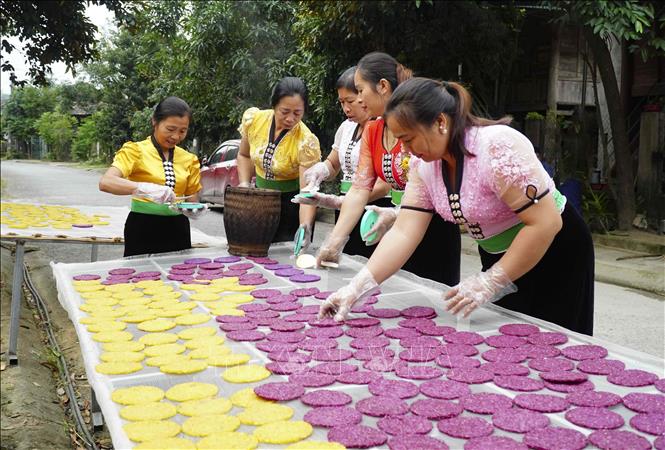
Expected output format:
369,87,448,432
320,77,594,335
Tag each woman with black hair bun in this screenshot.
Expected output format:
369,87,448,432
320,77,594,336
299,52,460,287
236,76,322,254
99,96,205,257
297,66,392,258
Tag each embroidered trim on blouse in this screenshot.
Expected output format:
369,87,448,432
262,118,289,180
342,123,361,182
151,135,175,189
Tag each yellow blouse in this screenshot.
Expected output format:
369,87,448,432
112,137,201,201
238,107,321,181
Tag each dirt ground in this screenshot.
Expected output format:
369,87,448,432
1,245,111,450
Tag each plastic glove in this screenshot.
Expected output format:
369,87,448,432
319,266,378,321
237,181,251,188
302,162,331,192
316,233,349,267
133,182,176,204
444,263,517,318
293,223,312,256
181,204,209,220
362,205,398,245
291,192,344,210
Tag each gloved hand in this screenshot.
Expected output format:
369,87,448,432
362,205,398,245
444,263,517,318
319,266,378,321
293,223,312,256
292,192,344,210
302,162,331,192
181,204,209,220
238,181,252,188
133,182,176,204
316,233,349,267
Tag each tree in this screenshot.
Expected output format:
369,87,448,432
34,111,76,160
1,85,57,157
554,0,665,230
0,0,126,86
72,112,102,161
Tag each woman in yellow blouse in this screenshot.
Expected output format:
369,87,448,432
237,77,322,251
99,97,203,256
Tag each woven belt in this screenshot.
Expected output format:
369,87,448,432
130,199,180,216
255,175,300,192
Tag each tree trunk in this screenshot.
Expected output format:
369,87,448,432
544,23,561,170
583,27,635,230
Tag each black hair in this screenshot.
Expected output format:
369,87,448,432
385,77,512,161
336,66,357,93
153,96,192,123
356,52,413,93
270,76,309,112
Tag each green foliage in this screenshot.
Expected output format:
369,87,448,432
71,112,102,161
1,86,57,156
130,108,153,141
34,111,76,160
525,111,545,120
0,0,126,86
582,184,616,233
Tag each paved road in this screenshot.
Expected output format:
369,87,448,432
2,160,663,360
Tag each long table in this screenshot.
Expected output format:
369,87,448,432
51,244,664,449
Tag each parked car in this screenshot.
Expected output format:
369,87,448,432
199,139,240,206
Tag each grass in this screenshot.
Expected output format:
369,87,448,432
74,161,108,170
1,179,7,196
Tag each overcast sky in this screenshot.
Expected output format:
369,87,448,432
0,4,116,95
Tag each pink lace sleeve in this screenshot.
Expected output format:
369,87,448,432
401,157,434,210
486,126,553,211
351,126,376,191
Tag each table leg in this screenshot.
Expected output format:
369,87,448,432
90,243,99,262
91,388,104,430
8,240,26,365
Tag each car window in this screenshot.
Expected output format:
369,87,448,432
208,148,224,164
222,145,239,162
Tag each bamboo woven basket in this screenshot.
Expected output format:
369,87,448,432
223,186,281,256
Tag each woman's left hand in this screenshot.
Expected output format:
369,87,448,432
444,263,517,318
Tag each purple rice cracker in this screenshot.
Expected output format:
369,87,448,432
228,262,253,270
499,323,539,336
73,274,101,281
226,330,266,341
527,331,568,346
301,389,352,407
565,407,624,430
437,416,493,439
400,306,436,318
416,325,455,337
399,347,440,362
481,348,527,363
364,357,399,372
440,344,479,357
314,290,333,300
310,362,358,375
544,379,595,393
521,344,562,358
539,371,588,384
492,408,550,433
269,320,305,332
214,256,241,263
435,354,481,369
464,436,528,450
629,412,665,435
275,268,304,277
290,287,320,297
253,382,304,401
395,364,445,380
577,358,625,375
109,268,136,275
410,398,463,420
377,414,432,436
327,425,387,449
561,344,608,361
219,322,257,332
289,371,336,388
481,362,530,376
461,393,513,414
419,379,470,400
623,392,665,414
265,361,308,375
346,326,384,338
398,318,435,329
289,274,321,283
266,331,306,343
305,327,344,339
346,317,381,328
304,406,362,428
356,395,409,417
336,371,381,385
311,348,353,362
368,378,419,399
298,338,338,351
655,378,665,393
523,427,587,450
367,308,401,319
485,334,527,348
566,390,622,408
267,351,311,364
353,347,395,361
608,369,658,387
387,435,449,450
588,430,651,450
514,393,569,413
251,288,282,298
529,357,574,372
446,367,494,384
443,331,484,345
350,337,390,349
656,435,665,450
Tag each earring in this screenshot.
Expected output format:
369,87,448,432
439,126,444,134
444,128,448,134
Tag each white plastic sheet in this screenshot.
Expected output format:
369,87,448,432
1,201,224,247
51,244,665,450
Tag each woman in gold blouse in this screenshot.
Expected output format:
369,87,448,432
237,77,322,252
99,97,204,256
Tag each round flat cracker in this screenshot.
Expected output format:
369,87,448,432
494,375,545,392
237,403,294,425
304,406,362,428
165,382,218,402
410,398,463,420
629,412,665,435
290,371,337,388
419,379,470,400
387,435,449,450
588,430,651,450
196,432,258,450
86,321,127,333
356,396,409,417
144,343,186,357
608,369,658,387
177,397,232,416
301,389,352,407
112,386,164,405
145,354,191,367
577,358,625,375
177,326,216,340
254,382,304,401
182,414,240,436
514,393,569,412
96,361,142,374
437,416,493,439
208,353,250,367
481,361,530,376
523,427,587,450
493,408,550,433
137,318,176,332
222,364,270,383
461,393,513,415
529,357,574,372
160,359,207,374
120,402,176,421
134,438,195,449
254,420,312,444
337,371,381,385
285,442,345,450
464,436,528,450
123,420,180,442
183,335,225,349
327,425,387,449
565,406,624,430
566,390,621,407
188,345,231,359
623,392,665,414
561,344,608,361
174,313,210,326
92,331,133,343
499,323,539,336
368,378,419,398
230,388,275,408
100,351,144,363
104,341,145,353
527,331,568,346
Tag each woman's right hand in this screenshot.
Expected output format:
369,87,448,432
316,233,349,267
302,161,331,192
133,182,176,204
292,192,344,210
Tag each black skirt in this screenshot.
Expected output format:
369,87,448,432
403,213,461,286
272,191,315,243
335,197,394,259
124,212,191,257
479,203,595,335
